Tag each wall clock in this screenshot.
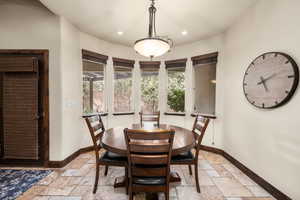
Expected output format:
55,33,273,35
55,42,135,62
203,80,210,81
243,52,299,109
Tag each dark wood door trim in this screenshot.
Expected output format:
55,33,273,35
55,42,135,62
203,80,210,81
0,49,49,167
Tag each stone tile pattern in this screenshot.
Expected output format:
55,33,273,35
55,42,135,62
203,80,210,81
10,151,276,200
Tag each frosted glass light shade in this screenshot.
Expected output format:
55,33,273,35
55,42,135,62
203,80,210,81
134,38,170,58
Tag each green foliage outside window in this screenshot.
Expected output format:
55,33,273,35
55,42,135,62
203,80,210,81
167,70,185,112
141,72,159,112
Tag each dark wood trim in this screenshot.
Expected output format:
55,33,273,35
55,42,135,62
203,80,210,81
139,61,161,70
191,113,217,119
200,145,291,200
165,58,187,69
80,146,94,153
199,145,223,155
191,52,218,66
164,112,186,116
113,57,135,68
82,112,108,118
48,145,94,168
113,112,135,116
0,49,49,167
222,151,291,200
82,49,108,64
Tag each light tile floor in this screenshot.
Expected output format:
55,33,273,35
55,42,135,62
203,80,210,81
12,151,275,200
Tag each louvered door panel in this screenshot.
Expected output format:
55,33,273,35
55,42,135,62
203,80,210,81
2,64,39,159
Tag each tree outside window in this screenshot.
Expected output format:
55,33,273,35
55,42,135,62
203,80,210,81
167,68,185,113
114,67,133,112
141,71,159,112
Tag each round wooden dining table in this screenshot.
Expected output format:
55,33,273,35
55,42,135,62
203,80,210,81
101,123,196,156
101,123,196,189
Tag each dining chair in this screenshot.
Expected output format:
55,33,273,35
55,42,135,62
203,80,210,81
171,115,210,193
84,114,128,194
124,128,175,200
139,110,160,127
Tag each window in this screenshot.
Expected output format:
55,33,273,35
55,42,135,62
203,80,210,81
166,60,186,113
140,62,160,113
82,60,105,114
192,52,217,114
113,65,133,113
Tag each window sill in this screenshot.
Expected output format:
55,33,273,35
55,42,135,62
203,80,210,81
113,112,135,116
82,112,108,118
164,112,186,116
191,112,217,119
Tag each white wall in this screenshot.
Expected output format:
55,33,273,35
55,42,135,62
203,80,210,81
0,0,63,160
221,1,300,199
59,17,83,159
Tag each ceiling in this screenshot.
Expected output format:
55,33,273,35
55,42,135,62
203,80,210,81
40,0,257,46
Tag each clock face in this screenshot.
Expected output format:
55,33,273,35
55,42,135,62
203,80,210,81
243,52,299,109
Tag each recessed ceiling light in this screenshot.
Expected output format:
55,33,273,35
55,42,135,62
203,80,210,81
182,30,188,35
117,31,123,35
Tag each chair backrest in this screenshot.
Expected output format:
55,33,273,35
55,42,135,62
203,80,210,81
139,110,160,126
84,115,105,155
192,115,210,154
124,128,175,182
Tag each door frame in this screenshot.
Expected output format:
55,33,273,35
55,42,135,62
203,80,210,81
0,49,49,167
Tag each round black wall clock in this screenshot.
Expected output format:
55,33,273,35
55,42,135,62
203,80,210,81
243,52,299,109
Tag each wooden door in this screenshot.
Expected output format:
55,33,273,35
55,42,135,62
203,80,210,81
0,57,41,161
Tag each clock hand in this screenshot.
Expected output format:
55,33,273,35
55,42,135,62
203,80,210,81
264,73,276,82
259,76,268,92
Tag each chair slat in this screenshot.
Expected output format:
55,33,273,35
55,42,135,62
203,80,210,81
129,143,170,153
93,123,104,132
127,132,172,140
132,166,167,177
131,154,168,165
89,115,100,123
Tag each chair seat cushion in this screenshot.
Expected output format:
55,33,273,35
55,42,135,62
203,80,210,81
100,151,127,162
133,177,166,185
171,150,195,163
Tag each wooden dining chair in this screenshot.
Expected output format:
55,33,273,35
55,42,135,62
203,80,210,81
139,110,160,127
171,115,210,193
124,128,175,200
84,114,128,194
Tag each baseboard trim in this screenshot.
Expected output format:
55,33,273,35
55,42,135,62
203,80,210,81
200,145,291,200
48,146,94,168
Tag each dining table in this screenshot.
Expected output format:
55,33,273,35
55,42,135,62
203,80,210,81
101,123,196,188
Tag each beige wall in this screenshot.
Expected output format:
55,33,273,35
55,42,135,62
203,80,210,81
221,1,300,199
0,0,63,160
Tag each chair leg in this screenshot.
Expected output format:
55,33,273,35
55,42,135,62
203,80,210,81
129,185,133,200
194,163,200,193
165,191,169,200
104,165,109,176
188,165,193,175
125,167,128,195
93,164,100,194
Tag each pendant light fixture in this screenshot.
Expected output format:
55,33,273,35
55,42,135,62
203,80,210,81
134,0,173,59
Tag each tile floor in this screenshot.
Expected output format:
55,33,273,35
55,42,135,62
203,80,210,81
11,151,275,200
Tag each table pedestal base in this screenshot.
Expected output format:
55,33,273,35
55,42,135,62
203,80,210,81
113,171,181,188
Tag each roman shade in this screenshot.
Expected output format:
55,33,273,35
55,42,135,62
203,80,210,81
165,58,187,69
139,61,160,71
82,49,108,64
113,57,135,68
191,52,218,66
